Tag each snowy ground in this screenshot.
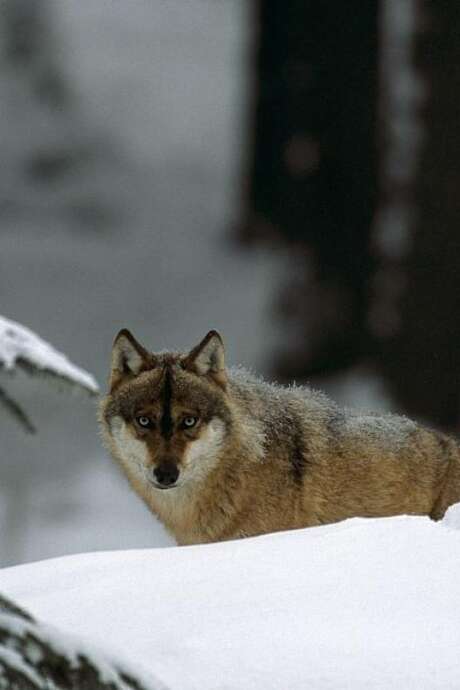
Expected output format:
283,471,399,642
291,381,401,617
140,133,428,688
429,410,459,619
1,505,459,689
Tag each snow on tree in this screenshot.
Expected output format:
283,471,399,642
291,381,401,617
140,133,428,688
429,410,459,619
0,593,163,690
0,315,99,433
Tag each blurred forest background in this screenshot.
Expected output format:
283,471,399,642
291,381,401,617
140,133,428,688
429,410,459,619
1,0,459,567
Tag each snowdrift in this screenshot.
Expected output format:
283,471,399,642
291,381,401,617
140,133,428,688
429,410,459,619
1,506,460,690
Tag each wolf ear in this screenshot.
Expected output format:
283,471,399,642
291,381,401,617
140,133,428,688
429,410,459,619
183,330,226,388
109,329,154,390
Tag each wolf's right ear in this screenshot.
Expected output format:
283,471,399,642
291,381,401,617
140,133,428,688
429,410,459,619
109,329,155,391
183,330,226,388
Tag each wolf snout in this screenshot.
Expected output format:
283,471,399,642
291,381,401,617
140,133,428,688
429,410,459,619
153,461,179,488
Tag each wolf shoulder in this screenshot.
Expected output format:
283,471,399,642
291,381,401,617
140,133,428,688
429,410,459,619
226,366,456,462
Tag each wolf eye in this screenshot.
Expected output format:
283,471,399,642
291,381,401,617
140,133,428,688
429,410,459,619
137,416,152,428
183,416,197,428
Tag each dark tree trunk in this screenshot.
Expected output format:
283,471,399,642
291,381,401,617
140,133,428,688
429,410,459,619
377,1,460,429
240,0,380,378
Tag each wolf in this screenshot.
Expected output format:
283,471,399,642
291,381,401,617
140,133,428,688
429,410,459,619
99,329,460,544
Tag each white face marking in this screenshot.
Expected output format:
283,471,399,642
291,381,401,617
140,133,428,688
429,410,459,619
182,418,225,483
110,415,149,481
108,415,226,494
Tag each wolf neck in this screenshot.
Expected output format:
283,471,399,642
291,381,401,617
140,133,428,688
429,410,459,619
145,456,245,545
146,481,206,545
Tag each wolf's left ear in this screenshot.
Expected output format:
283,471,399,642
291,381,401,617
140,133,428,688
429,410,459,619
109,329,155,391
183,330,226,388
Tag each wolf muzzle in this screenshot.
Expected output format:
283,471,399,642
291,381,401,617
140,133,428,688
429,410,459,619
152,460,179,489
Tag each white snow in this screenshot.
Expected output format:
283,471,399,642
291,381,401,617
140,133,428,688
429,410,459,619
1,509,459,689
0,646,42,687
0,314,98,394
0,611,163,690
441,501,460,532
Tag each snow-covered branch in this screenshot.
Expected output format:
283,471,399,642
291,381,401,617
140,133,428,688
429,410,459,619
0,593,163,690
0,315,99,432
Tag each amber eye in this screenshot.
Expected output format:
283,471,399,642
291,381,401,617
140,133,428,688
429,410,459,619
183,416,197,428
137,416,152,428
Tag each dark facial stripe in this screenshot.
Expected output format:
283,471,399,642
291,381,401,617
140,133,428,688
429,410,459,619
289,427,308,485
160,367,174,439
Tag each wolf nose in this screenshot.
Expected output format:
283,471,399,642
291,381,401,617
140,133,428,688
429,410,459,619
154,462,179,487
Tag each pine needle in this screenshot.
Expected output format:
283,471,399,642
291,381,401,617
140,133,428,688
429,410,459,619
0,386,36,434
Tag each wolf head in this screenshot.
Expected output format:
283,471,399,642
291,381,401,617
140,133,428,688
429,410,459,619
99,329,232,491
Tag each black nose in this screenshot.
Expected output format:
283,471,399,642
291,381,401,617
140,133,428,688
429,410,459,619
154,462,179,487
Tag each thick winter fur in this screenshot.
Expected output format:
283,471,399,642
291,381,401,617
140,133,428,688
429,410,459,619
99,329,460,544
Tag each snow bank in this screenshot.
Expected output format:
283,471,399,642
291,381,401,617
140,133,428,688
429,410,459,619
0,511,459,689
441,501,460,531
0,315,98,394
